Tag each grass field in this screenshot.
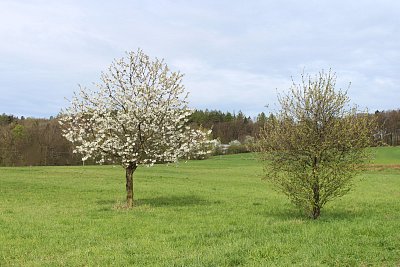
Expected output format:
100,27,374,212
372,146,400,165
1,147,399,266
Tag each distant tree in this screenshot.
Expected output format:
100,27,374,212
11,124,27,140
256,112,267,125
60,49,209,208
375,109,400,146
258,70,376,219
225,112,233,122
0,114,17,125
236,111,245,122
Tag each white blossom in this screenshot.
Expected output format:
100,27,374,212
60,49,211,168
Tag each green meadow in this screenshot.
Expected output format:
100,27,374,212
1,147,399,266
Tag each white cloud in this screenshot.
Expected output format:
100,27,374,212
0,0,399,117
172,58,291,116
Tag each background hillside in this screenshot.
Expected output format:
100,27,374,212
0,109,399,166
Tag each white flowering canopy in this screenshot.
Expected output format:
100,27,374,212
60,49,206,168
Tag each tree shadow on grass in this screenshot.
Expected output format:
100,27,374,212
319,208,367,222
95,195,211,211
263,207,305,221
262,206,365,222
136,195,211,207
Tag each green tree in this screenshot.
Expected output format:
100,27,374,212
256,112,267,125
12,124,27,140
258,70,376,219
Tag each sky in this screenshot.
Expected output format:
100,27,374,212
0,0,399,118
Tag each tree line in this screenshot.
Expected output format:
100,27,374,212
189,109,268,143
375,110,400,146
0,109,399,166
0,115,81,166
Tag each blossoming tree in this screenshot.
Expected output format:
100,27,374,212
60,49,210,208
257,71,376,219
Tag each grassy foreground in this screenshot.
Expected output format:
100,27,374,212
1,148,399,266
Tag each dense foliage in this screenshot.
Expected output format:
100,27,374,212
189,109,265,143
258,71,377,219
0,115,81,166
375,109,400,146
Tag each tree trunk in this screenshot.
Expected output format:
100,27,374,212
311,183,321,219
310,156,321,219
125,162,137,208
311,205,320,219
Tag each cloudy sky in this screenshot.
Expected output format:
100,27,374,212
1,0,399,118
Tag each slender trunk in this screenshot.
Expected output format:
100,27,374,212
311,205,321,219
311,156,321,219
311,183,320,219
125,162,137,208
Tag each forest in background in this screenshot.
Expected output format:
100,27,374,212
0,109,399,166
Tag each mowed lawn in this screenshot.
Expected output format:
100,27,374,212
0,148,399,266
